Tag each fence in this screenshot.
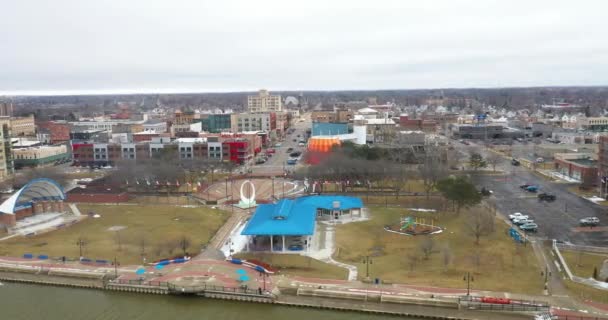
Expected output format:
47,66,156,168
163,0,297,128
458,295,550,312
557,243,608,255
113,279,275,298
553,240,608,292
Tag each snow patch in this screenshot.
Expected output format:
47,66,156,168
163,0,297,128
549,172,580,183
406,208,437,212
584,196,605,203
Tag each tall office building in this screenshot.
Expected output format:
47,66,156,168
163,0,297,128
0,102,14,117
247,89,282,113
0,117,14,179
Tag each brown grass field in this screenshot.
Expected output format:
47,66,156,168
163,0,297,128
0,204,229,265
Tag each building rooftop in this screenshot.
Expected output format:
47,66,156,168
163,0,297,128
241,196,363,236
366,118,395,125
570,158,597,166
175,137,206,143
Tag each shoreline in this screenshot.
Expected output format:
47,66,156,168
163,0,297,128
0,269,532,320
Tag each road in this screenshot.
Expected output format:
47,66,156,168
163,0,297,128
456,140,608,246
252,114,310,175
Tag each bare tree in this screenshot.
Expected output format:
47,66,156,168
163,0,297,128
406,253,419,272
178,236,192,256
486,152,504,172
464,209,495,245
441,244,453,271
419,236,435,260
419,148,448,199
115,230,123,251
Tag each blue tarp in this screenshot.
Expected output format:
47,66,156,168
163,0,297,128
241,196,363,236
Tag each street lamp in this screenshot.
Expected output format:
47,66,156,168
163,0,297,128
76,238,87,259
113,256,120,278
362,256,373,280
463,272,474,296
541,266,551,292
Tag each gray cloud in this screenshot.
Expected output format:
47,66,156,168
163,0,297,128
1,0,607,95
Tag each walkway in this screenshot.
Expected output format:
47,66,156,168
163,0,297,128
303,209,370,281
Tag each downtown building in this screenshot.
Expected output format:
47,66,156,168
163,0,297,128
247,89,282,113
71,133,262,167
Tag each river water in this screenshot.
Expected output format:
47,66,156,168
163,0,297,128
0,282,409,320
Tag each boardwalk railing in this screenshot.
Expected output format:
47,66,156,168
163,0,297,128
112,279,275,299
458,295,550,312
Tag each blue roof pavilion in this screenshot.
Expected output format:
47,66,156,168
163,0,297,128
241,195,363,236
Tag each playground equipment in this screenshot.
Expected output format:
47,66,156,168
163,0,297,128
385,215,443,236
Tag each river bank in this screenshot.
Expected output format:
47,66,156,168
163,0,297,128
0,267,532,320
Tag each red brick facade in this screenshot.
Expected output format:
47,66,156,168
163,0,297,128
37,121,70,143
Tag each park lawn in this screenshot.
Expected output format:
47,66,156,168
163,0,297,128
334,204,542,294
128,195,197,205
563,280,608,304
561,250,608,279
235,252,348,280
0,204,229,265
362,195,444,207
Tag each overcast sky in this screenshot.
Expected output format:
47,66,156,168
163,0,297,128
1,0,607,95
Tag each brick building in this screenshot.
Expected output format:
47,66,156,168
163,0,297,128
36,121,70,144
71,135,260,167
554,153,598,189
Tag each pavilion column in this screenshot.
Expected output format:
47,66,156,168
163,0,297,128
282,236,286,252
270,236,273,252
246,237,249,252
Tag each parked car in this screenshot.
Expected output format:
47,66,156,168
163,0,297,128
538,193,556,201
298,142,305,147
579,217,600,227
536,157,544,163
286,159,297,165
286,147,294,153
511,158,521,166
266,148,276,154
514,218,534,226
479,187,493,196
274,143,282,147
520,223,538,232
519,183,531,189
509,212,528,220
525,186,539,193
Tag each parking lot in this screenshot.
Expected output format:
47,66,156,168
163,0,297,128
471,155,608,246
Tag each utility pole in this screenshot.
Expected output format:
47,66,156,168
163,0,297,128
362,256,372,280
463,272,474,296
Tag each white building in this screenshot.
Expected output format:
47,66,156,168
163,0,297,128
231,113,271,133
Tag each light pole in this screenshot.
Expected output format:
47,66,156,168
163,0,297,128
362,256,373,280
225,178,228,198
463,272,474,296
272,176,275,199
76,238,86,259
114,256,120,278
541,266,551,292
